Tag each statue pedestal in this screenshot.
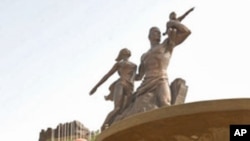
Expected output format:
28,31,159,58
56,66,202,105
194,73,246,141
96,98,250,141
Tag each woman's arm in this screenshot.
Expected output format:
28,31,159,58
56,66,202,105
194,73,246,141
90,63,118,95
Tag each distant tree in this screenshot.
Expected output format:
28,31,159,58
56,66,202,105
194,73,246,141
89,130,100,141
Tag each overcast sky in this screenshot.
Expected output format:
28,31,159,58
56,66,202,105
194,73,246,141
1,0,250,141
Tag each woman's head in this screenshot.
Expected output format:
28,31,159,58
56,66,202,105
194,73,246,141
115,48,131,61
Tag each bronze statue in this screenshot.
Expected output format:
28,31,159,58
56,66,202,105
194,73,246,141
135,20,191,107
89,8,193,130
163,7,194,36
89,48,137,130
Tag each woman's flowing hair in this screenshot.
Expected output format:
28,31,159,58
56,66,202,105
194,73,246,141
115,48,131,62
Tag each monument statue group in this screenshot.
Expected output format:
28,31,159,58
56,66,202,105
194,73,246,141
90,7,194,131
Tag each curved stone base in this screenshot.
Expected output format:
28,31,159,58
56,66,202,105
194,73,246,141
96,98,250,141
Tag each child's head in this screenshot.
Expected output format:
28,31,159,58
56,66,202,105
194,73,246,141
169,11,176,20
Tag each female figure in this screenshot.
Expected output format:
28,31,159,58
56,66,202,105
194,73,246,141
89,48,137,130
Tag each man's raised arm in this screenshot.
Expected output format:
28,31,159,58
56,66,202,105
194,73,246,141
167,20,191,46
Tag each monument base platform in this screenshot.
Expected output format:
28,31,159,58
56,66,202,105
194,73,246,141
96,98,250,141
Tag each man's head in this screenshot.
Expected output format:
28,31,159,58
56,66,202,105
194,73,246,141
148,27,161,43
169,12,176,20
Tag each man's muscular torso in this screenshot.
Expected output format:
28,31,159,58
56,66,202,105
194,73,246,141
142,44,172,78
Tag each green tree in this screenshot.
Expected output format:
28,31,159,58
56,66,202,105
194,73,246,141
89,130,100,141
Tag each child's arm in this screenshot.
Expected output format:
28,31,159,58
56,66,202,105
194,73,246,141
177,7,195,22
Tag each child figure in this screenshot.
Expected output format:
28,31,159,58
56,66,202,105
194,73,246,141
163,7,194,36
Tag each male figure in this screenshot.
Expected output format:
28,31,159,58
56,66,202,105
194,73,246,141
135,20,191,106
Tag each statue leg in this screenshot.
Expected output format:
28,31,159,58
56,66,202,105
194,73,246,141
155,81,171,107
101,83,124,131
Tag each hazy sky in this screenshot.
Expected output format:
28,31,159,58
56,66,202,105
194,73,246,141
1,0,250,140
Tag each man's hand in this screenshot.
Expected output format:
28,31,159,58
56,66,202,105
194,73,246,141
167,20,178,29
